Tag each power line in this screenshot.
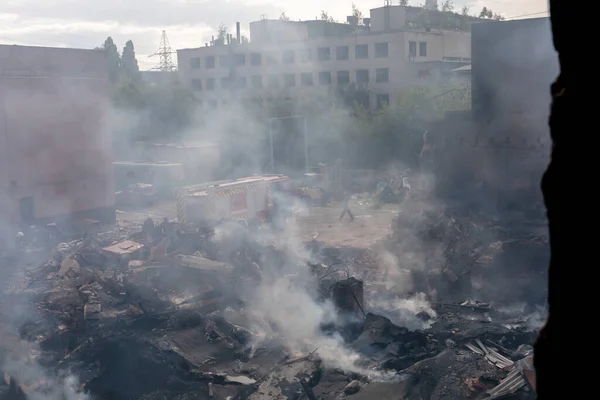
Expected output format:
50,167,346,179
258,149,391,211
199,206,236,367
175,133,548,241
505,11,549,20
149,30,176,72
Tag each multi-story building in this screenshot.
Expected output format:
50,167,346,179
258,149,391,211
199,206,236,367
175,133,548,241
177,4,477,109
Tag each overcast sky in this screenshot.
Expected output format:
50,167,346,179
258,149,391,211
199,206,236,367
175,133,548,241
1,0,548,70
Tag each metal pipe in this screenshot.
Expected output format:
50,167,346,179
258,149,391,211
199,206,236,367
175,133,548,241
236,22,241,44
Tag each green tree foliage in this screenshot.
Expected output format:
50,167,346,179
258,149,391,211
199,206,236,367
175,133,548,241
214,23,228,45
335,83,369,110
351,4,363,25
320,11,335,23
441,0,454,13
100,37,195,143
121,40,140,80
102,37,121,83
478,6,504,20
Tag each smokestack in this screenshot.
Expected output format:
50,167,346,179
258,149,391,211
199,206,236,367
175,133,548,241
236,22,241,44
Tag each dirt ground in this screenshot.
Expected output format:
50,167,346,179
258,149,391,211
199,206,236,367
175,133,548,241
117,200,400,249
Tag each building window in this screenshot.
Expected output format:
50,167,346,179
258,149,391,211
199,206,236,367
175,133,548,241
283,74,296,87
376,94,390,108
236,76,247,89
266,53,278,65
336,46,349,60
337,71,350,86
235,54,246,66
219,55,230,68
282,50,295,64
317,47,330,62
375,68,389,83
301,73,314,86
220,77,231,89
250,53,262,66
419,42,427,57
205,56,216,69
355,44,368,59
190,57,201,69
318,71,331,85
300,49,312,63
206,78,215,90
375,42,388,58
208,99,218,109
251,75,263,88
356,69,369,84
191,79,202,91
409,41,417,58
268,74,279,87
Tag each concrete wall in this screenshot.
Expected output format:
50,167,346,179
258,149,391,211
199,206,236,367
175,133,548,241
0,45,113,225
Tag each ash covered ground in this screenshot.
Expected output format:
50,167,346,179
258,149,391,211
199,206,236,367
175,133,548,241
0,189,545,400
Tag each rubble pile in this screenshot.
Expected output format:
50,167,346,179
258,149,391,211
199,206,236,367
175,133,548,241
387,204,549,305
0,214,541,400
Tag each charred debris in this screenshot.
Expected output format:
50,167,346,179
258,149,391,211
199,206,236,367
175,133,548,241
0,203,545,400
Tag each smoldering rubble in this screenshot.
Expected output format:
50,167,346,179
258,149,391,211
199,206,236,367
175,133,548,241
0,197,545,400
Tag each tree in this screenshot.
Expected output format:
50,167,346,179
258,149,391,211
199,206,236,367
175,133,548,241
478,6,504,20
351,3,363,25
461,5,470,16
279,12,290,21
214,23,227,45
479,7,492,18
335,83,369,110
121,40,140,80
441,0,454,13
320,11,335,23
399,0,409,6
102,37,121,83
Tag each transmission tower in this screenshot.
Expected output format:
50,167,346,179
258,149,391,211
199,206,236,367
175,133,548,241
149,30,176,71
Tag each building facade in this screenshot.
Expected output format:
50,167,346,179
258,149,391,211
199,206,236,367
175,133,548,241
0,44,114,227
177,5,474,109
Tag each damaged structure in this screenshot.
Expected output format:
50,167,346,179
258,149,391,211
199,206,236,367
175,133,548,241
0,45,115,228
0,14,556,400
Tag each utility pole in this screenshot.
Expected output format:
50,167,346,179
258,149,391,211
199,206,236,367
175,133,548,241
149,30,177,71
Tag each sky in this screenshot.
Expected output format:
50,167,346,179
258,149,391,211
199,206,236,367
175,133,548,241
0,0,549,70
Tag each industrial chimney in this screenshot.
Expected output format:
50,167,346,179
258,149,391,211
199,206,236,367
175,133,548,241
236,22,241,44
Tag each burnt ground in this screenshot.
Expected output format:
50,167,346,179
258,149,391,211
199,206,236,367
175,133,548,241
0,196,544,400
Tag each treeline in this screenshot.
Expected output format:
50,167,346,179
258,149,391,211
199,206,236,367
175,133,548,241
97,37,194,144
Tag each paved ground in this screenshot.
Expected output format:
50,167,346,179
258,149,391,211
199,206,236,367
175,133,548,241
117,200,400,249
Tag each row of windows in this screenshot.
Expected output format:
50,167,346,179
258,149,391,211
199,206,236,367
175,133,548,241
197,93,391,109
189,42,426,70
190,68,390,91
